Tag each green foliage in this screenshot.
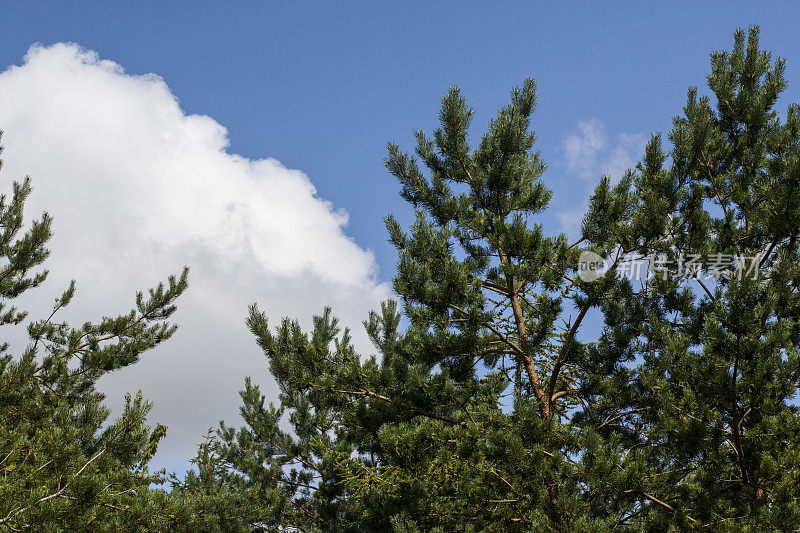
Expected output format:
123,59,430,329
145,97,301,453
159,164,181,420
185,26,800,531
0,132,192,531
1,25,784,531
576,26,800,529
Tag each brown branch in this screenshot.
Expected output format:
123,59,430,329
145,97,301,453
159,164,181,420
478,278,510,297
624,489,696,523
332,388,468,428
1,448,105,526
730,354,750,486
497,249,549,416
448,304,525,357
759,238,779,269
696,277,715,301
546,299,591,412
550,389,580,402
566,237,585,251
596,409,645,430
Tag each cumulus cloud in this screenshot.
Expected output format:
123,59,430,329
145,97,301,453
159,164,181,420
0,43,390,471
559,119,646,235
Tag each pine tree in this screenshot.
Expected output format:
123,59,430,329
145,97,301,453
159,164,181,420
193,80,596,532
575,26,800,528
187,26,800,531
0,134,191,531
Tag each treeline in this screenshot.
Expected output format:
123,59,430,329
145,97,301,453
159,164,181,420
3,27,800,531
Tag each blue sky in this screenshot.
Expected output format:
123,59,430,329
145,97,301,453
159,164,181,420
2,2,800,473
4,2,800,274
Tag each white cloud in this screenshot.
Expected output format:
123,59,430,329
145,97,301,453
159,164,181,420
559,119,646,235
0,43,390,471
563,119,607,180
